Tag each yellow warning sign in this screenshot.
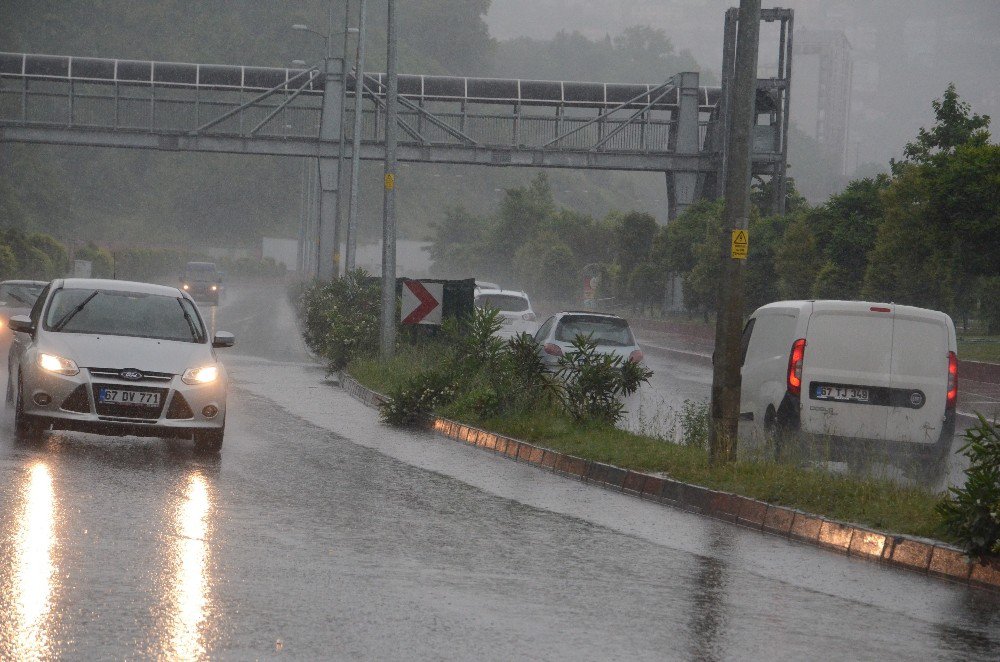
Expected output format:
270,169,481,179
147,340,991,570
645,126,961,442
731,229,748,259
384,173,395,191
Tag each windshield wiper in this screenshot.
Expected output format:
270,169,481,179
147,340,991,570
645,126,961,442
53,290,100,331
7,292,28,305
176,298,204,342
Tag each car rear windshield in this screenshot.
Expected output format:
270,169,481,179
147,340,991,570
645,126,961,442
475,294,530,312
44,288,206,343
0,282,45,307
555,316,634,346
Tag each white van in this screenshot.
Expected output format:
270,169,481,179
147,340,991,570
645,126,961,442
738,300,958,465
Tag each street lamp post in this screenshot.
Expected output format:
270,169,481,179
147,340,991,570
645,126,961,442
345,0,368,272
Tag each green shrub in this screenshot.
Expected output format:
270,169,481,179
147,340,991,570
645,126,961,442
300,269,381,370
554,335,652,424
680,399,711,449
937,415,1000,557
380,368,457,426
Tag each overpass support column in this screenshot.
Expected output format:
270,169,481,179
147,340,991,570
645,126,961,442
666,71,701,221
317,55,346,280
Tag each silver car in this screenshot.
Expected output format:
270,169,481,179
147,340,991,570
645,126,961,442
534,311,643,368
6,278,234,453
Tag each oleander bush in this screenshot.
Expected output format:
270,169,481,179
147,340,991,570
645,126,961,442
937,415,1000,557
554,335,653,424
299,269,381,370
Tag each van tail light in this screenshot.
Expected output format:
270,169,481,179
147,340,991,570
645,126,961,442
946,351,958,410
629,349,644,363
787,338,806,396
522,312,536,321
543,343,564,357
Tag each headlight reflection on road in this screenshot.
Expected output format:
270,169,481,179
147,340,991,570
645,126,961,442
6,463,57,660
168,472,213,660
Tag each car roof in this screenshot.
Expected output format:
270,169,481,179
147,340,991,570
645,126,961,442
475,288,529,298
54,278,183,297
0,279,48,286
554,310,626,320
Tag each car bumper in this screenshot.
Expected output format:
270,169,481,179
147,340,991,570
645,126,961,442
20,365,226,438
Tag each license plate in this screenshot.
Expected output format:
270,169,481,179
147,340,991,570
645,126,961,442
98,388,160,406
814,385,870,403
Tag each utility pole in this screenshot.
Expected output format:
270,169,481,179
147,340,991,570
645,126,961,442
708,0,760,463
380,0,399,357
346,0,368,271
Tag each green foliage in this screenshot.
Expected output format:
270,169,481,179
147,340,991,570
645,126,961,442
774,217,820,300
554,335,652,424
380,368,458,427
898,83,991,169
299,269,381,371
0,245,16,280
680,399,711,449
978,277,1000,335
75,242,114,277
937,416,1000,557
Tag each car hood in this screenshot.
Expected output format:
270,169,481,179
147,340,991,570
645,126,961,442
42,334,212,374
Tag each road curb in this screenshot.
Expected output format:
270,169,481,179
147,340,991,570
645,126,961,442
339,372,999,592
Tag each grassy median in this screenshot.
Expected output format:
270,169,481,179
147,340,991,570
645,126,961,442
348,346,947,542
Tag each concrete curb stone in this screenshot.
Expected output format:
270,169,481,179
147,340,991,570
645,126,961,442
339,372,1000,593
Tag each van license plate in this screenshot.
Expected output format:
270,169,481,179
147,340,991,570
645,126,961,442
814,385,870,403
98,388,160,407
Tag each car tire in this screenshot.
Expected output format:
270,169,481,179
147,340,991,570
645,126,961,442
193,427,224,454
15,377,45,443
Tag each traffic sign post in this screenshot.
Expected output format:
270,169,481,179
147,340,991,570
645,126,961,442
400,280,443,325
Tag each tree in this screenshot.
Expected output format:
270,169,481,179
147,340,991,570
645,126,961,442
774,217,820,300
898,83,991,169
426,205,488,279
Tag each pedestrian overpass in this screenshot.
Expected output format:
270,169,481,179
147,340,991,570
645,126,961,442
0,8,793,278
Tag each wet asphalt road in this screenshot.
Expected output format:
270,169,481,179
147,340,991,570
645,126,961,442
1,282,998,660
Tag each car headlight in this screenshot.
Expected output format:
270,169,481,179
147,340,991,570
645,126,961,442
182,365,219,385
182,284,190,290
38,352,79,376
210,285,218,291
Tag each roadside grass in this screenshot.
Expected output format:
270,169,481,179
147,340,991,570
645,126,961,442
958,337,1000,363
347,364,946,542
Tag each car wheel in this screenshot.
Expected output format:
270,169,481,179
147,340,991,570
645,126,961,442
193,427,224,454
15,377,45,443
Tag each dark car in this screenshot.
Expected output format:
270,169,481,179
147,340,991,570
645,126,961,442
180,262,223,304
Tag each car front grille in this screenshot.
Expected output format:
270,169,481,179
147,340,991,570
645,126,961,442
91,384,168,420
88,368,173,383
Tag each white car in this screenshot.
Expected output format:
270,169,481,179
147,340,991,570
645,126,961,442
534,311,643,368
738,300,957,466
474,288,537,338
7,278,234,453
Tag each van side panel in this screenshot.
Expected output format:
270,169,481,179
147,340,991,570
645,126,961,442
740,311,798,437
885,312,950,444
801,309,892,440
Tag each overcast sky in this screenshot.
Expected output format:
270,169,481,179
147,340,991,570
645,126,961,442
486,0,1000,171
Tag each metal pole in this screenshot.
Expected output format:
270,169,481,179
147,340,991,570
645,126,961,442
380,0,399,357
332,0,352,277
299,157,307,273
708,0,760,464
346,0,368,271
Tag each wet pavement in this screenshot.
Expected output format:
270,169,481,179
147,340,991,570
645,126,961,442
1,282,998,660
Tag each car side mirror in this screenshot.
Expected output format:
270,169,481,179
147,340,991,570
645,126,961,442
9,314,34,335
212,331,235,348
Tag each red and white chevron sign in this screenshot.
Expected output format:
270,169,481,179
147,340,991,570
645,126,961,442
401,280,443,325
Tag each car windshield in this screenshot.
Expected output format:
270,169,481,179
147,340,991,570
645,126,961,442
0,282,45,307
555,316,634,346
184,264,218,281
44,288,206,342
475,294,529,312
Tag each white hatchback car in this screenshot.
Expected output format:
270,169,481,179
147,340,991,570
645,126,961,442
534,311,643,368
474,288,537,338
7,279,234,453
